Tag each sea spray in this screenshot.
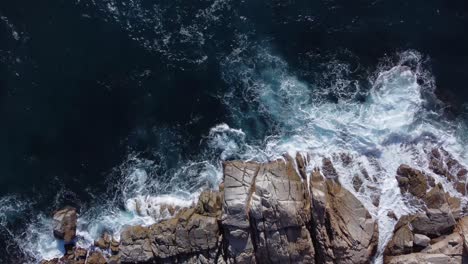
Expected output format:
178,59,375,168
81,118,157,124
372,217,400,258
15,49,468,263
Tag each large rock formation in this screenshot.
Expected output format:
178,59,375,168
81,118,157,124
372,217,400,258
384,164,467,264
41,156,380,264
309,167,379,264
222,158,315,263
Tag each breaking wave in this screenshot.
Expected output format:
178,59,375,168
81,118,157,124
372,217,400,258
5,41,467,262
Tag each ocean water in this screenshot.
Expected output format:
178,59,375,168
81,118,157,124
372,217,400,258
1,0,468,263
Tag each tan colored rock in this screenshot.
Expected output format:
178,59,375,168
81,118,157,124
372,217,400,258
94,232,111,250
196,190,223,217
222,157,315,263
52,207,77,243
87,251,107,264
42,157,384,264
422,232,462,255
118,189,225,263
148,207,222,262
385,165,467,264
310,166,379,264
222,160,259,263
119,225,154,263
40,246,89,264
393,164,462,238
108,255,120,264
385,229,464,264
110,238,119,255
73,247,87,263
455,216,468,251
411,184,458,237
384,216,414,256
428,148,467,195
248,156,315,263
396,165,428,198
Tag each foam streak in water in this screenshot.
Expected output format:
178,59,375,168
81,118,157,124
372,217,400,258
17,48,468,263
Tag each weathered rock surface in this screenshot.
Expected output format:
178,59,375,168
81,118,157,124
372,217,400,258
310,167,379,264
385,222,467,264
428,148,467,195
220,156,379,264
384,164,467,264
413,234,430,247
42,156,379,264
119,225,154,263
222,158,315,263
94,232,112,250
384,216,414,256
396,165,429,199
52,206,77,243
40,247,89,264
120,190,224,263
87,251,107,264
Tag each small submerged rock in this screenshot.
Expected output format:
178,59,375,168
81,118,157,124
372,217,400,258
387,210,398,221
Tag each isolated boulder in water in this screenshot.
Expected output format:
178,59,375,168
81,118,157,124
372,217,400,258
52,206,77,243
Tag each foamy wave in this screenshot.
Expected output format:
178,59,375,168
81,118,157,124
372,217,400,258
220,47,467,261
15,48,468,263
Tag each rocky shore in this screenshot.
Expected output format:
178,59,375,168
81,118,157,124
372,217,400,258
42,149,468,264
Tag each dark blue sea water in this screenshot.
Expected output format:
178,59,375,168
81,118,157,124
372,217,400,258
1,0,468,262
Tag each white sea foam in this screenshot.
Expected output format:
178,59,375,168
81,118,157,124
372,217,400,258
220,47,468,262
18,47,468,263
